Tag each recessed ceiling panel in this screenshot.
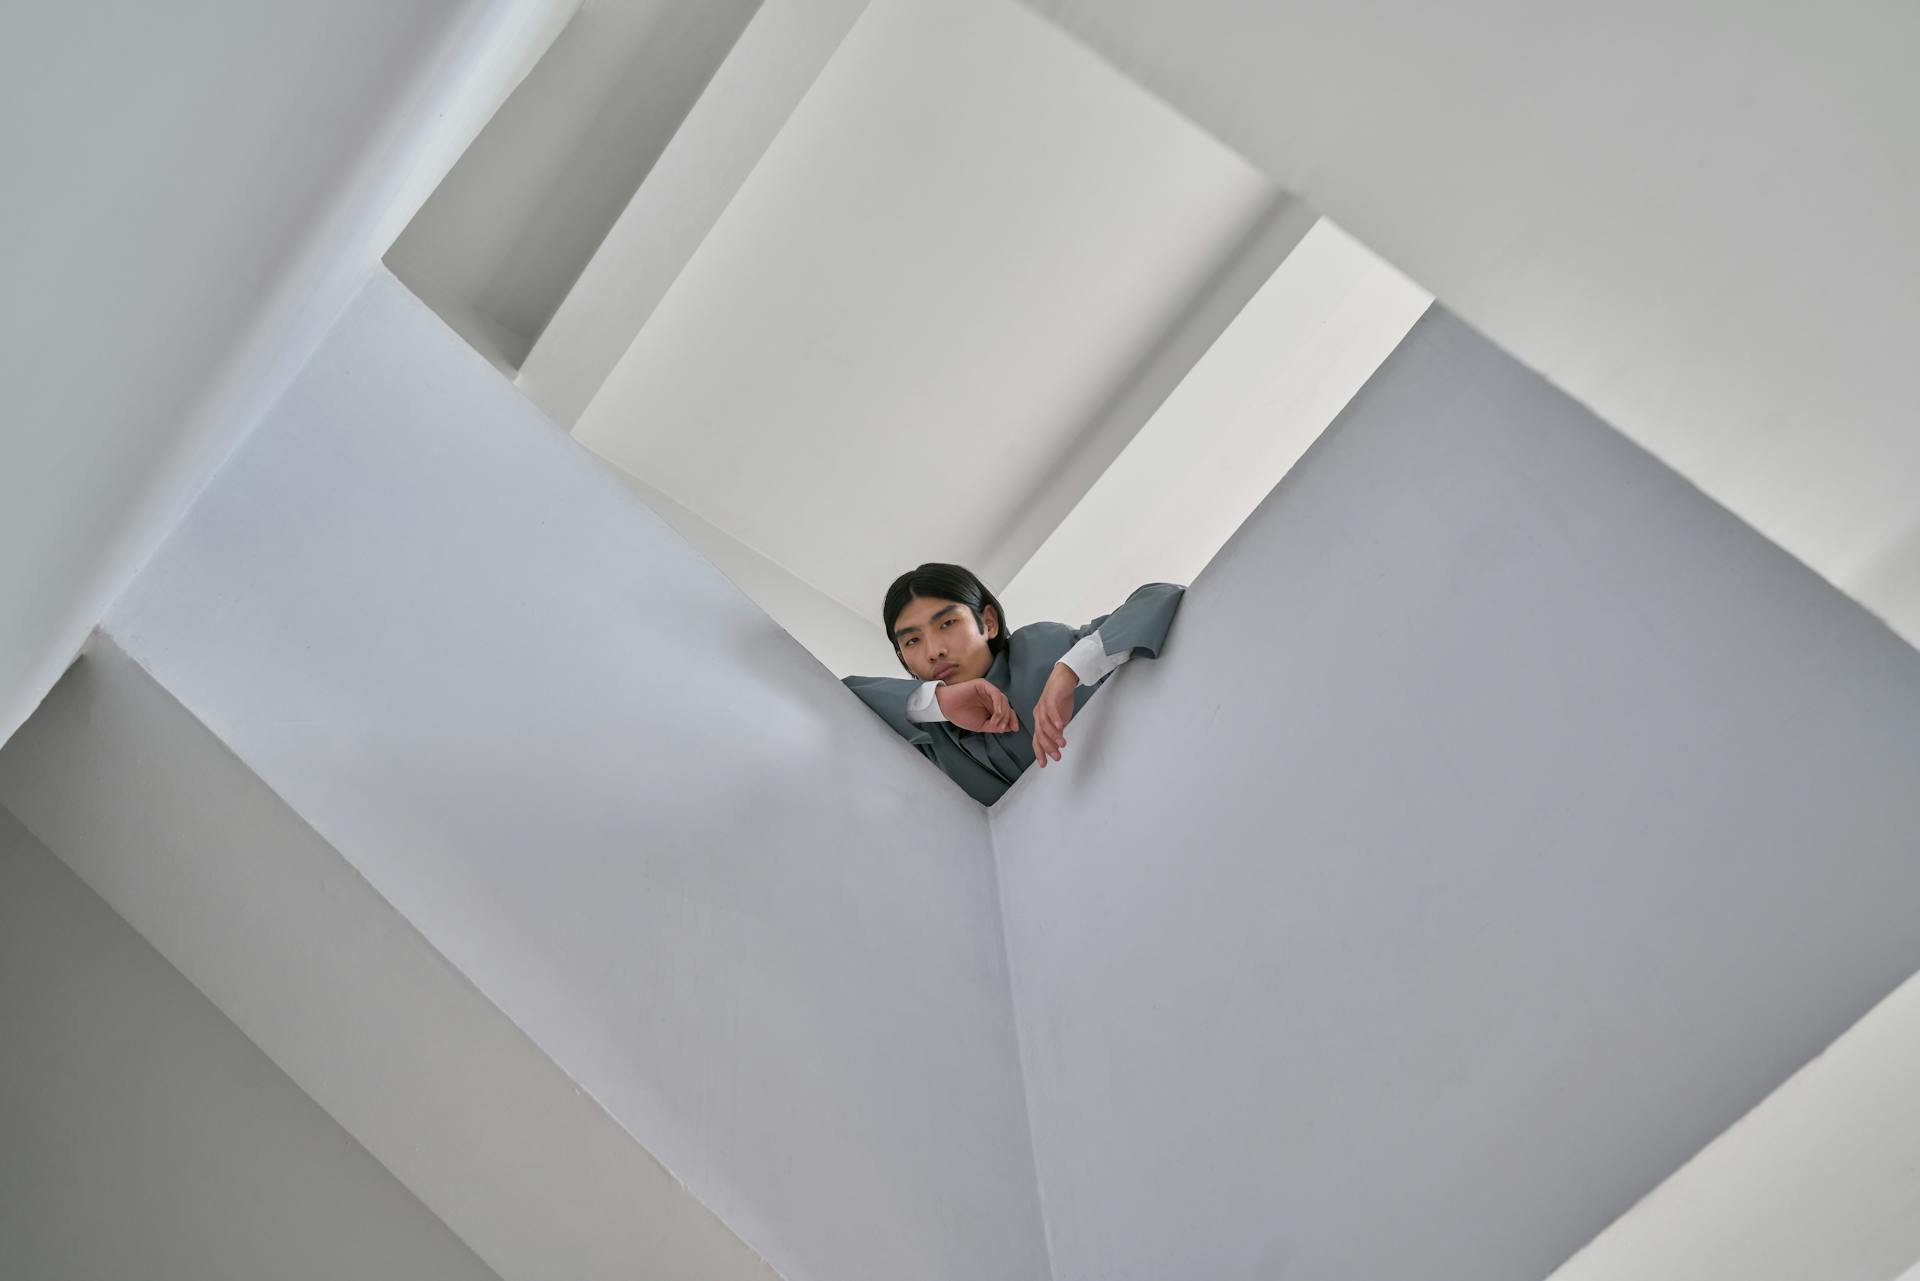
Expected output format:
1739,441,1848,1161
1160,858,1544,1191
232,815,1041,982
574,0,1273,616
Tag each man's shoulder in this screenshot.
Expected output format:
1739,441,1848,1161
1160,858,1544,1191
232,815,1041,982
1009,619,1075,647
1125,582,1187,602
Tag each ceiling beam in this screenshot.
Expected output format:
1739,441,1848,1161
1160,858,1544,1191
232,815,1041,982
517,0,871,428
978,196,1318,592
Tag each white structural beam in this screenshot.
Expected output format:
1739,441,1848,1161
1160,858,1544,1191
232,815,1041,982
1000,216,1430,631
0,0,576,749
386,0,761,371
1021,0,1920,649
0,806,506,1281
975,198,1322,594
0,639,779,1281
517,0,873,427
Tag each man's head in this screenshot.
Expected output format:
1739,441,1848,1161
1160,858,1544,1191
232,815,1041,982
882,563,1010,683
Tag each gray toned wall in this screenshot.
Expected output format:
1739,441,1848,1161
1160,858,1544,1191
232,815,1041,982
86,267,1046,1281
988,308,1920,1281
0,805,501,1281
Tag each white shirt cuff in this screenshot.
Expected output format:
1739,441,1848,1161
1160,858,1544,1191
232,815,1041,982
905,680,948,723
1059,629,1132,685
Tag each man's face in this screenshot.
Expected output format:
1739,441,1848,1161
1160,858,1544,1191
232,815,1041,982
892,595,999,684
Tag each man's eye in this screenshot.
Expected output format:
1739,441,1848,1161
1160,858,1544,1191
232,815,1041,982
941,618,953,628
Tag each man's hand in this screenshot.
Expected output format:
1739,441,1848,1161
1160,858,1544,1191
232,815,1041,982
1031,663,1079,767
936,678,1019,734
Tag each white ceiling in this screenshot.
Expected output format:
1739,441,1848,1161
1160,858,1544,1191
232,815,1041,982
569,0,1279,647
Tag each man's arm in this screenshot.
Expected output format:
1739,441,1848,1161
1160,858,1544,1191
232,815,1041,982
1033,583,1185,767
1069,582,1185,663
1057,630,1133,686
905,680,947,723
917,679,1019,733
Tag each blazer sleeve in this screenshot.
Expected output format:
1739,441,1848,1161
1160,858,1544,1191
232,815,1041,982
841,674,938,752
1074,582,1186,662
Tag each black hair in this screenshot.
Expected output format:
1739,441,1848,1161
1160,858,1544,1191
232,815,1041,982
881,563,1011,674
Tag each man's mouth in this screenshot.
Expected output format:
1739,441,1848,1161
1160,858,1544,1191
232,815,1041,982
934,664,957,681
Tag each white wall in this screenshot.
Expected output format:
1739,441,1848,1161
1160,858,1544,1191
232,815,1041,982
612,468,902,676
0,0,573,748
0,805,502,1281
0,637,784,1281
1023,0,1920,649
88,267,1048,1281
988,308,1920,1281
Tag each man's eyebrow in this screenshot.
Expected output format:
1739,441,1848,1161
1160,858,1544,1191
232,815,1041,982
893,604,961,640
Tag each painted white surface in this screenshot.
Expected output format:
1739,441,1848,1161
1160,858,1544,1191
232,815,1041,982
1025,0,1920,650
0,804,503,1281
0,638,782,1281
573,0,1273,623
92,268,1047,1281
0,0,575,749
519,0,873,426
1001,217,1430,631
1547,968,1920,1281
614,467,900,676
988,309,1920,1281
975,198,1316,593
388,0,759,369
